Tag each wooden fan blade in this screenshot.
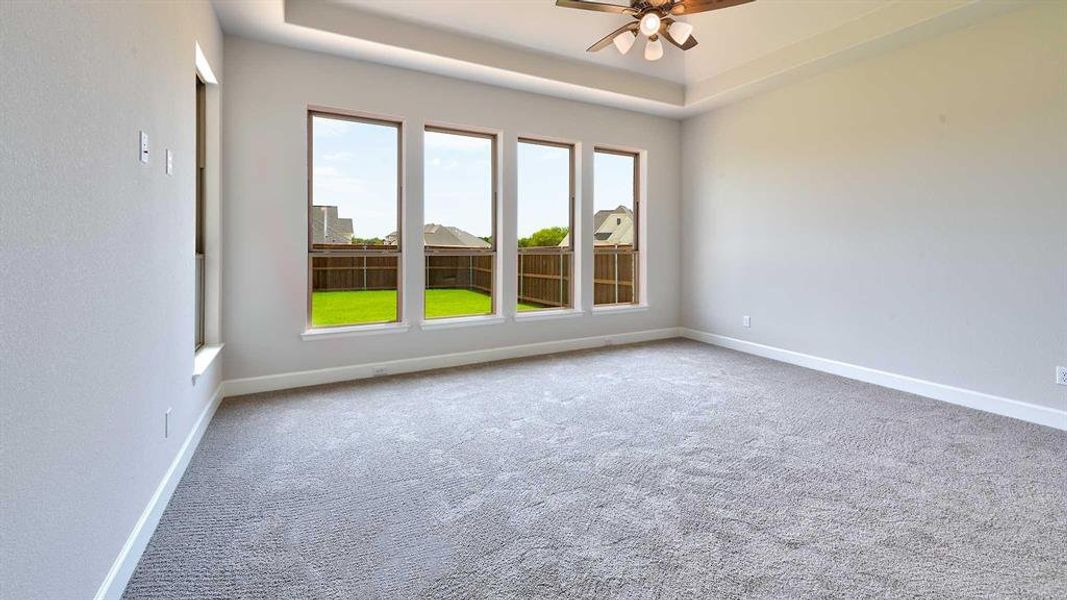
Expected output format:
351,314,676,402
670,0,755,16
556,0,636,15
587,22,639,52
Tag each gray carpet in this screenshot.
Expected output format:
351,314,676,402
123,339,1067,599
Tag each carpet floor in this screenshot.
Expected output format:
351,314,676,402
123,340,1066,599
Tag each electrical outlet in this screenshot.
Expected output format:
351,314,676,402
1056,366,1067,386
164,408,172,438
743,315,751,328
372,367,388,377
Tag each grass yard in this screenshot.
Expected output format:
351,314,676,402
311,288,545,326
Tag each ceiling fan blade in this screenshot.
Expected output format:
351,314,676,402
587,22,639,52
661,20,699,50
556,0,637,15
670,0,756,16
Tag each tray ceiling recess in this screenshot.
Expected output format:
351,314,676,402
557,0,756,62
213,0,1026,118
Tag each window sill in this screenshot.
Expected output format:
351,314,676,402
420,314,506,331
513,308,586,322
592,303,649,315
192,344,224,384
301,322,410,341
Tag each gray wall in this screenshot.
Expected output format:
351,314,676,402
680,2,1066,413
222,37,681,381
0,2,223,598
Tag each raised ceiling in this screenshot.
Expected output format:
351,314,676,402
335,0,891,86
214,0,1025,118
334,0,690,83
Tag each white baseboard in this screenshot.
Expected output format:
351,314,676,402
94,384,225,600
680,328,1066,431
223,327,682,397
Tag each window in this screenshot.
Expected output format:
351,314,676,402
423,127,497,319
593,149,639,306
308,111,402,328
194,76,206,350
517,139,574,311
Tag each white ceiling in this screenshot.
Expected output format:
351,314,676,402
213,0,1025,118
335,0,688,83
683,0,886,81
335,0,890,86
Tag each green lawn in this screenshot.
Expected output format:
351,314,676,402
311,288,544,326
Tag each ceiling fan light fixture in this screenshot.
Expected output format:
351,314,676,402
644,35,663,61
612,30,637,55
668,20,694,44
639,12,661,37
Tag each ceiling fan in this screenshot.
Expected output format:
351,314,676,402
556,0,755,61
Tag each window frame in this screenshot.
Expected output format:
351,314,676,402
516,136,575,312
194,75,206,351
306,108,405,331
592,147,641,307
422,125,499,320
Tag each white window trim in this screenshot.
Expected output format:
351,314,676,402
302,322,411,341
592,303,649,315
420,314,506,331
513,308,586,322
192,343,224,384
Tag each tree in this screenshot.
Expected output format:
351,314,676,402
518,226,568,248
350,236,384,246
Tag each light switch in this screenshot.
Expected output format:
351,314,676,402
166,149,173,175
139,130,149,164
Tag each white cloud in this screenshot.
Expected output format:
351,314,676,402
313,166,367,199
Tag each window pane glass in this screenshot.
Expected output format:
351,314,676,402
517,141,571,311
311,116,398,248
309,114,400,327
195,77,206,350
424,130,495,319
594,151,637,305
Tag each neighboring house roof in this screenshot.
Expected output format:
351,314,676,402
311,205,354,244
559,205,633,246
593,207,619,231
383,224,490,248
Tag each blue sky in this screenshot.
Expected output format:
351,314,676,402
312,115,635,242
312,116,399,239
424,130,493,238
517,141,569,238
593,151,636,215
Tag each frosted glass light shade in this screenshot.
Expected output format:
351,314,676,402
639,13,661,37
668,21,693,44
644,37,663,61
613,31,637,55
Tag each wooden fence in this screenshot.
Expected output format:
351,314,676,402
518,248,571,308
425,251,494,294
311,254,399,292
310,244,635,307
594,245,636,305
